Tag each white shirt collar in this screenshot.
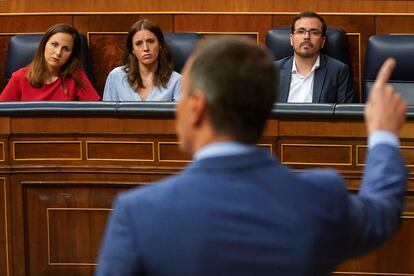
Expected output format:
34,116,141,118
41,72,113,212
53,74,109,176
292,56,321,76
194,141,256,161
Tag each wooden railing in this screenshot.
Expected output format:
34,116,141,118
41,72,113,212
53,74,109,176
0,102,413,275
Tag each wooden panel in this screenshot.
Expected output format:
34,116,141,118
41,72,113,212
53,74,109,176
86,141,154,161
174,15,273,44
0,35,12,91
257,143,273,154
337,214,414,274
13,141,82,161
0,118,10,135
200,32,258,44
404,193,414,213
394,146,414,167
2,0,414,13
376,15,414,34
48,208,110,264
357,145,414,167
74,14,173,33
158,142,191,162
262,120,278,136
9,173,172,276
22,181,138,276
88,33,126,94
0,113,412,276
11,117,177,134
356,145,368,166
0,16,72,33
346,33,362,102
399,124,414,139
278,121,366,137
280,143,352,166
0,141,6,163
271,15,294,28
0,178,10,276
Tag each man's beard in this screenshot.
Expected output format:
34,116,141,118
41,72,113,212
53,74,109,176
294,42,319,58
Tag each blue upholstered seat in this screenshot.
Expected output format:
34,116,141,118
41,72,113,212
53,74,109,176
3,33,94,87
363,35,414,103
164,32,201,73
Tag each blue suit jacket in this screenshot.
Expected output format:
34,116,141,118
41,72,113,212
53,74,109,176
96,144,406,276
275,54,354,103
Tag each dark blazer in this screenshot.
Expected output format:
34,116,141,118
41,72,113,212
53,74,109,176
275,54,354,103
96,144,406,276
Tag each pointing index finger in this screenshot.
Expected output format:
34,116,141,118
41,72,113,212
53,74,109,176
374,58,396,86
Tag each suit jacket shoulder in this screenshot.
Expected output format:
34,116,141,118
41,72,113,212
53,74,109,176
275,56,293,68
274,56,293,102
314,54,354,103
274,54,354,103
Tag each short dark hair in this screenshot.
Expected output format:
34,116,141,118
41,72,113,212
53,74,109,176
123,19,173,90
188,36,277,144
291,11,327,37
28,23,84,91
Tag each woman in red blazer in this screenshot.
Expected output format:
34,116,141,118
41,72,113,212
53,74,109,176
0,23,100,101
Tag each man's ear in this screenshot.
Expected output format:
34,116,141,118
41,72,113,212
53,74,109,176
290,34,293,46
188,90,208,127
321,36,326,49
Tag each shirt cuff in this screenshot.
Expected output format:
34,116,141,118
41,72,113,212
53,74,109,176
368,130,399,149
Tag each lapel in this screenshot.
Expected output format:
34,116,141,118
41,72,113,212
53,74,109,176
278,57,293,102
312,55,328,103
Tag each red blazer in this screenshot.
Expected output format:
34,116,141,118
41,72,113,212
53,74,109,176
0,67,100,101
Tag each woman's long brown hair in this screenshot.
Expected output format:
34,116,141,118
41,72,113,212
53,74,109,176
122,19,174,91
26,23,85,94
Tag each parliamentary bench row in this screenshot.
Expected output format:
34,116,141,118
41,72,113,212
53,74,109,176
3,30,414,102
0,101,414,119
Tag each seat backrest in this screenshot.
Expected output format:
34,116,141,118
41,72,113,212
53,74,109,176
3,33,94,88
265,27,351,69
4,34,42,87
363,35,414,103
164,32,201,73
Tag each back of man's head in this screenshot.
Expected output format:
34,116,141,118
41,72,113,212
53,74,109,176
188,36,277,144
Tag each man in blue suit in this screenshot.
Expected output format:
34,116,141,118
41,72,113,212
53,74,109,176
275,12,354,103
96,37,407,275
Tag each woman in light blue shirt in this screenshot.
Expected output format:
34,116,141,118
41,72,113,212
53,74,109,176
103,19,181,101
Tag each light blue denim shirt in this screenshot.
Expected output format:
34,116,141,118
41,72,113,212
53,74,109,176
102,66,181,101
